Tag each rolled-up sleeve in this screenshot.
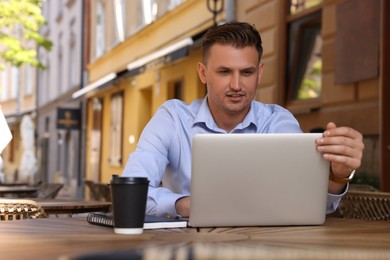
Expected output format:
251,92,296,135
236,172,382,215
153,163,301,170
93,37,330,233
122,105,183,217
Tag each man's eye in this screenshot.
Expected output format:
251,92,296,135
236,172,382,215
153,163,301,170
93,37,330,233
218,70,230,74
242,70,254,76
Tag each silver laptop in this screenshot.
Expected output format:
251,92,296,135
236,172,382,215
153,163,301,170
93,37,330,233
189,133,330,227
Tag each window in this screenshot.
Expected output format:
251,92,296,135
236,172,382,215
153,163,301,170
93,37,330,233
168,79,183,100
42,0,50,20
58,33,63,94
90,98,103,181
69,30,78,88
56,0,64,20
45,60,51,102
95,0,106,58
25,65,33,96
109,92,123,167
58,49,63,94
11,67,19,99
286,8,322,105
153,0,186,19
92,0,187,57
125,0,146,36
142,0,155,25
289,0,322,15
114,0,125,43
124,0,186,37
1,70,7,101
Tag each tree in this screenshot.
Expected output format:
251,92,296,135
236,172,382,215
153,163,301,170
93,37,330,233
0,0,52,70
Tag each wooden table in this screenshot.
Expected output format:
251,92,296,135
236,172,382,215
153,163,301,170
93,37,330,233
0,217,389,259
0,182,29,186
0,186,37,197
34,199,112,215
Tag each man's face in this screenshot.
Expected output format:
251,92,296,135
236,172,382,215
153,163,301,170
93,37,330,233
197,44,263,121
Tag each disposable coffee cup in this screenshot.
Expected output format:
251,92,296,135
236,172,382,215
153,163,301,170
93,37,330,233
110,175,149,235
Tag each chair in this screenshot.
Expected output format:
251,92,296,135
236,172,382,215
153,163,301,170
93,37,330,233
85,180,111,202
36,183,64,199
0,199,47,221
84,180,95,200
349,184,379,192
338,189,390,221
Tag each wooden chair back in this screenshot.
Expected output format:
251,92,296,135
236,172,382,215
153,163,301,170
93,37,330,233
37,183,64,199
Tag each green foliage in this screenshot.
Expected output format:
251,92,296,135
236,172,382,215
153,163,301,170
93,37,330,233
297,59,321,100
0,0,52,70
351,171,380,190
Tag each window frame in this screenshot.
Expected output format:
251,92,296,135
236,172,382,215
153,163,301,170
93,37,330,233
285,2,324,112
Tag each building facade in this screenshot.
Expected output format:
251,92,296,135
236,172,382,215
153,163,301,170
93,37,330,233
77,0,388,190
35,0,84,197
0,60,37,183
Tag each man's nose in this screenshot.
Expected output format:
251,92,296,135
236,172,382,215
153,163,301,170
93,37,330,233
229,72,241,90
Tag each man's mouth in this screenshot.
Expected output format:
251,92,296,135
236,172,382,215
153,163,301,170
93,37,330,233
226,93,245,99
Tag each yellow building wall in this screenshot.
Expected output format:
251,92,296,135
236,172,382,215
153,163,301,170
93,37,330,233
88,0,222,83
120,71,156,183
86,0,219,183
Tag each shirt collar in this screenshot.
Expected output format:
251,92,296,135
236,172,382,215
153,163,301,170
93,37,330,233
193,96,258,133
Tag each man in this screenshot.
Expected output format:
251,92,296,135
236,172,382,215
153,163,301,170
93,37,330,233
123,22,364,218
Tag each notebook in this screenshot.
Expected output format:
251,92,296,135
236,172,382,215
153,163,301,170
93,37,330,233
189,133,330,227
87,213,187,229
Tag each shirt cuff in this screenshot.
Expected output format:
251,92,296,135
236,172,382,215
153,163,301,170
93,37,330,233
157,192,187,218
326,183,349,214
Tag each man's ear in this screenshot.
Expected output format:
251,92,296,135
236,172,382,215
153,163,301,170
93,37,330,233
197,62,207,84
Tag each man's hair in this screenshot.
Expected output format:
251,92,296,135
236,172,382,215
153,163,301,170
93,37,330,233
201,21,263,63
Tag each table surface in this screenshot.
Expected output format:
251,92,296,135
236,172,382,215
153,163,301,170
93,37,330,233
0,217,389,259
0,182,29,186
0,185,37,195
34,199,112,215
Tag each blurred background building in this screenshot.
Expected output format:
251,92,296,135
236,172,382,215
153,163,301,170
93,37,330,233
1,0,389,198
0,52,38,184
35,0,84,197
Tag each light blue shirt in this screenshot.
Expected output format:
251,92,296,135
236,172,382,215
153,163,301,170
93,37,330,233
123,97,345,217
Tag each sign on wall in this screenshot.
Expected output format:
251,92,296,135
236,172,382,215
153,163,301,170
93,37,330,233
57,108,80,130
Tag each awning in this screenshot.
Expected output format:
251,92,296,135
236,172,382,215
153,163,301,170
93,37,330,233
72,37,194,100
126,37,193,71
72,73,117,99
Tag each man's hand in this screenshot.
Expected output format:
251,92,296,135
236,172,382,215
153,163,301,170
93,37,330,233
316,122,364,194
175,196,190,217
